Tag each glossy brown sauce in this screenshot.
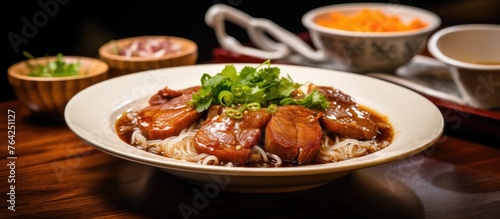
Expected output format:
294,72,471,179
115,110,137,144
360,104,393,144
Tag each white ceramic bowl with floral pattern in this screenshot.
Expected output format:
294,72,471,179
206,3,440,73
302,3,441,73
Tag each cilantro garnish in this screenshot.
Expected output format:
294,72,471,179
23,52,81,77
190,60,329,112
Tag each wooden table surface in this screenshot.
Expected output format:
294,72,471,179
1,96,499,218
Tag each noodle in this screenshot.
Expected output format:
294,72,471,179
131,129,147,147
201,155,219,165
268,153,282,166
249,146,269,163
120,109,390,167
317,134,389,162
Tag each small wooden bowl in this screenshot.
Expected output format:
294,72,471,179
98,36,198,77
8,56,109,122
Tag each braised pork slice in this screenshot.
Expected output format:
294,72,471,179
194,106,272,165
315,86,379,140
264,105,323,164
137,93,201,140
148,86,200,106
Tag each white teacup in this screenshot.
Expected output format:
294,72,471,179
428,24,500,109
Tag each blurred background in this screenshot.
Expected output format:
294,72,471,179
3,0,499,102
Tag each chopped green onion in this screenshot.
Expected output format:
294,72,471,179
267,104,278,113
231,86,244,97
242,85,252,94
218,90,234,106
279,98,293,106
236,104,247,112
225,108,243,119
246,102,261,111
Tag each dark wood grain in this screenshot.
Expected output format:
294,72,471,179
1,99,499,219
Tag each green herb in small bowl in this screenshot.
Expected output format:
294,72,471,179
23,52,81,77
8,53,109,122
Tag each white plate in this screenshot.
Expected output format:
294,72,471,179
65,63,444,193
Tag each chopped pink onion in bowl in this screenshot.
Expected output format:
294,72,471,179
116,37,182,57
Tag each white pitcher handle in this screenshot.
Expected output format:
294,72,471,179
205,4,327,61
205,4,289,59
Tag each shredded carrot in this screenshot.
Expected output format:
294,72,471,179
315,8,427,32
